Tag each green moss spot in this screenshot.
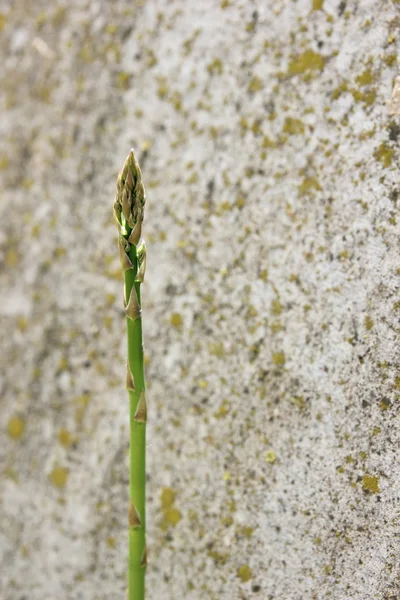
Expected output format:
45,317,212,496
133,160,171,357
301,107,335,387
272,351,285,366
374,143,394,168
237,564,253,582
7,416,25,439
362,474,380,494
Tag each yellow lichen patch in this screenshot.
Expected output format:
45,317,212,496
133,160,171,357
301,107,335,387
49,465,69,489
58,356,69,371
187,172,198,184
5,248,19,268
116,71,131,90
57,428,74,447
170,312,183,328
379,398,390,411
247,76,264,93
312,0,324,9
0,153,9,169
355,69,375,87
287,49,325,78
237,526,254,538
272,351,286,366
351,88,377,107
374,143,394,168
214,400,230,419
262,136,277,149
16,316,28,331
221,515,234,526
282,117,305,135
271,299,283,315
7,416,25,439
246,21,255,33
208,341,225,357
164,507,182,526
103,315,112,330
362,474,380,494
73,393,91,424
208,549,229,565
384,54,397,67
264,449,276,463
237,564,253,582
161,487,176,509
160,487,182,528
271,320,283,334
207,58,223,75
364,316,374,330
298,177,321,196
106,536,116,548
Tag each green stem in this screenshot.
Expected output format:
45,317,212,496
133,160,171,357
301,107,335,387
114,149,147,600
126,249,146,600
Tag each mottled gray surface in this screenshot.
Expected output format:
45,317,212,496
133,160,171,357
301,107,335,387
1,1,400,599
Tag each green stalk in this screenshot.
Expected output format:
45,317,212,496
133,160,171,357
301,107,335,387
114,150,147,600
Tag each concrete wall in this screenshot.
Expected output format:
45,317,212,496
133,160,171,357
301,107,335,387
1,1,399,598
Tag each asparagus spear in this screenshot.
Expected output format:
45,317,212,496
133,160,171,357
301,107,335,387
114,150,147,600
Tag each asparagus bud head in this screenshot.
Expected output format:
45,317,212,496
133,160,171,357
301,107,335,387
114,149,146,241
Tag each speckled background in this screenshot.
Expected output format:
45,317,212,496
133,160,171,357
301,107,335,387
1,1,400,599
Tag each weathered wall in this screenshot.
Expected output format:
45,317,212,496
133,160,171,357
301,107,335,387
1,1,400,599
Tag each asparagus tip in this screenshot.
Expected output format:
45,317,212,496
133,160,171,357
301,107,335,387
115,149,146,240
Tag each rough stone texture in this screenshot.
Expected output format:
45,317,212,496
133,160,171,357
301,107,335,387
1,1,400,599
